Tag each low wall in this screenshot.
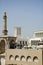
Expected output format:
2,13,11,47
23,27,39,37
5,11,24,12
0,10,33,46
6,49,42,65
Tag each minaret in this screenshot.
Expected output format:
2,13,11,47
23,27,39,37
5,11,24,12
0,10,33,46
3,11,8,35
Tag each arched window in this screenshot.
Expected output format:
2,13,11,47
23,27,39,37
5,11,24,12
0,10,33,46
33,56,38,62
26,56,31,62
15,55,20,61
9,40,16,49
9,55,14,61
0,40,5,54
21,56,25,61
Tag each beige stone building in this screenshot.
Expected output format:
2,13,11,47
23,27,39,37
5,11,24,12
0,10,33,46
0,12,43,65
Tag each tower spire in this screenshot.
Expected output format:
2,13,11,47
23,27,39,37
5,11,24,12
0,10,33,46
3,11,8,35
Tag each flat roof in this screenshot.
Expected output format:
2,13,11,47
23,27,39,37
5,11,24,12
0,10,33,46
34,30,43,33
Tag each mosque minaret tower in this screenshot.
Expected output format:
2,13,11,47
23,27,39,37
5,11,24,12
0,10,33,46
3,11,8,35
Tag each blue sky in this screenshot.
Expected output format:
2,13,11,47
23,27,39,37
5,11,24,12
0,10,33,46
0,0,43,37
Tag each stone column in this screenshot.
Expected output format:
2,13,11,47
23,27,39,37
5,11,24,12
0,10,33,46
0,57,1,65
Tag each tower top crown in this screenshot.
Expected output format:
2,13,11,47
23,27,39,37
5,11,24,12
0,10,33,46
3,11,7,17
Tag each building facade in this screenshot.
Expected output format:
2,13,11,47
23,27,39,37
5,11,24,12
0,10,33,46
0,12,43,65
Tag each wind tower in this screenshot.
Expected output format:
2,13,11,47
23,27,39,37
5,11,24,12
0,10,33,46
3,11,8,35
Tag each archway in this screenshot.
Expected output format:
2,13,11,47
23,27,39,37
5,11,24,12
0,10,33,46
15,55,20,61
9,40,16,49
26,56,31,62
21,55,25,61
33,56,38,62
0,40,5,54
9,55,14,61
